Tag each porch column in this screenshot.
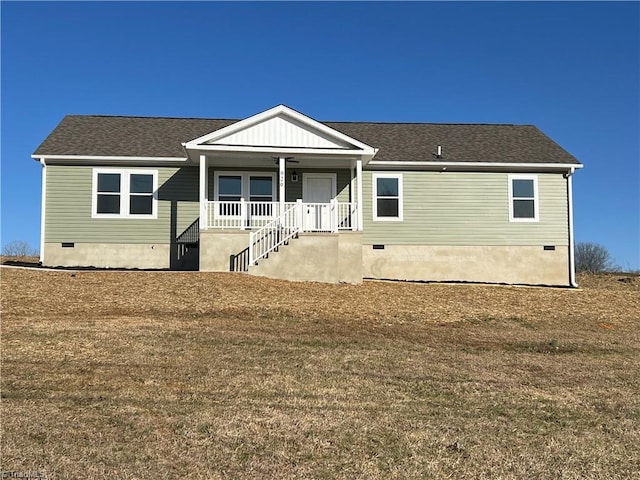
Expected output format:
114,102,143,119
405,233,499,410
356,159,363,231
278,156,285,211
199,154,207,229
350,161,355,204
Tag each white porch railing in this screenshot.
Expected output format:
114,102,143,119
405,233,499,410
206,201,296,229
205,200,359,233
249,203,300,265
301,201,359,232
207,200,359,268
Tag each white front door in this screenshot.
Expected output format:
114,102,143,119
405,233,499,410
303,173,336,231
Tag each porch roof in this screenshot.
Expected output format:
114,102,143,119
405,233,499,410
33,107,580,166
182,105,378,165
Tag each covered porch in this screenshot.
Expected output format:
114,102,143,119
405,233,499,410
181,105,377,279
199,159,363,268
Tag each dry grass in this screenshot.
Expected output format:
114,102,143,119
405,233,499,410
1,265,639,479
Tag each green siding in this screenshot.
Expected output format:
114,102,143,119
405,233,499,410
46,165,567,247
45,165,199,244
362,170,568,246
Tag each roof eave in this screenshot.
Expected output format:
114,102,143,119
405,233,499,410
367,160,582,172
32,154,190,164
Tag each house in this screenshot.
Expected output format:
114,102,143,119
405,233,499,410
32,105,582,286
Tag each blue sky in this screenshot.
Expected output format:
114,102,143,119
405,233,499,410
2,1,639,270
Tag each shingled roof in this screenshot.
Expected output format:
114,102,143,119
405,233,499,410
33,115,580,165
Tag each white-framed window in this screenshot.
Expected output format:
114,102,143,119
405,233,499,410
508,174,539,222
373,173,403,221
249,175,275,217
217,174,243,217
92,169,158,218
214,171,277,217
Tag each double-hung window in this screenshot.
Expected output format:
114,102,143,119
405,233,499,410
509,175,538,222
95,172,121,214
373,173,403,221
93,169,157,218
129,174,155,214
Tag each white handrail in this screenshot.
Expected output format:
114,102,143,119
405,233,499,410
337,201,359,231
301,200,358,232
207,201,295,229
249,202,300,265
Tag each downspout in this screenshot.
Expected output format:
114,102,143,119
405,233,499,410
39,157,47,264
565,167,577,287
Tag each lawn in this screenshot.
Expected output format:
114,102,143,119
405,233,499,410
1,266,639,479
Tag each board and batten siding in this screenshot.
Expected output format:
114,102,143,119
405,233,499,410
362,170,568,246
45,165,199,244
207,116,351,149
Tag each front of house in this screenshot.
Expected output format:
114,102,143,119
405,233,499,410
33,105,582,286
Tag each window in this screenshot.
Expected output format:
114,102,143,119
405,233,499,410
96,173,121,214
92,169,157,218
249,176,273,202
373,173,403,221
218,175,243,216
249,176,274,216
509,175,538,222
218,175,242,203
214,172,276,217
129,174,154,214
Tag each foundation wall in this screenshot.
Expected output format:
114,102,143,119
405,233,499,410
43,242,171,269
200,230,251,272
337,232,364,284
249,232,363,283
363,244,570,286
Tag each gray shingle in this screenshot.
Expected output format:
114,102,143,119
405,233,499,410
33,115,580,165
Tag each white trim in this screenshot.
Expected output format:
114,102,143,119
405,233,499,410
91,168,158,219
184,143,368,157
567,168,577,287
368,160,582,170
199,155,207,229
508,174,539,222
39,158,47,263
32,154,187,162
278,157,285,210
349,162,355,204
356,160,363,230
372,173,403,222
213,171,277,202
184,105,377,154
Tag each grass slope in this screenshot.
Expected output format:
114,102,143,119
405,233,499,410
1,268,639,479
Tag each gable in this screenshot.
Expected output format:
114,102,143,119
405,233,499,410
206,113,353,149
184,105,376,155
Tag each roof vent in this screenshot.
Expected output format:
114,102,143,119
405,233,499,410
434,145,443,159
